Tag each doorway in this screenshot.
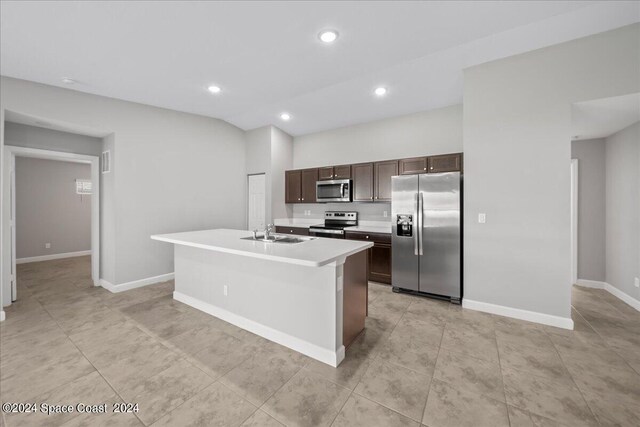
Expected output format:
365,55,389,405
247,173,266,231
4,146,100,303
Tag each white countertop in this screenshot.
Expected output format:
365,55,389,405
151,229,373,267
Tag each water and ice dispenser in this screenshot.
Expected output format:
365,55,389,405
396,214,413,237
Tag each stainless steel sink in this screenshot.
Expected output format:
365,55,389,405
241,234,316,244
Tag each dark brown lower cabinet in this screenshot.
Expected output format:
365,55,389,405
368,243,392,284
274,226,309,236
344,231,392,284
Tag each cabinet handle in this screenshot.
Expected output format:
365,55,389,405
301,198,304,201
290,230,293,233
298,198,301,200
366,236,369,239
370,197,373,200
423,167,426,171
430,166,434,170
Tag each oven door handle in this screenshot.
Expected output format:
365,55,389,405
309,228,344,235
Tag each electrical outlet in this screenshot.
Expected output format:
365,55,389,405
635,277,639,288
223,285,228,296
45,243,51,249
478,213,486,224
383,211,388,218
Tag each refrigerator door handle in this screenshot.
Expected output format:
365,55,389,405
414,193,419,256
418,192,424,256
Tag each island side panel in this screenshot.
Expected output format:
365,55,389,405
172,244,344,366
342,250,368,348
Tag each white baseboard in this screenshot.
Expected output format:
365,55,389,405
174,291,345,367
16,250,91,264
575,279,606,289
0,310,5,322
462,299,574,330
99,272,174,293
574,280,640,312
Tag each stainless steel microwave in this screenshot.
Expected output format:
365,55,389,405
316,179,352,202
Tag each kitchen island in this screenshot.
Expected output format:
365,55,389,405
151,229,372,366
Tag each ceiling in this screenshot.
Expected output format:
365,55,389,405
1,1,639,136
572,93,640,141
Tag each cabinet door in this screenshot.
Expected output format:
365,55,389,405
399,157,427,175
275,226,309,236
374,160,398,202
285,170,301,203
318,167,334,181
301,168,318,203
352,163,374,201
369,243,392,284
333,165,351,179
428,154,462,173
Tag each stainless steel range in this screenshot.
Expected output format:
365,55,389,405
309,211,358,239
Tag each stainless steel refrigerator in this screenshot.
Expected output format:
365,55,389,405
391,172,462,303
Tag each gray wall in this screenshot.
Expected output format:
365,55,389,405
4,122,102,156
463,23,640,321
571,139,606,282
288,104,462,222
293,105,462,169
245,126,272,227
15,157,91,259
270,126,293,220
1,76,247,306
605,121,639,299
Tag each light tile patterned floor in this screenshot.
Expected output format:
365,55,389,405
1,256,638,426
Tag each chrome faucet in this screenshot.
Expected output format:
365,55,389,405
264,224,274,239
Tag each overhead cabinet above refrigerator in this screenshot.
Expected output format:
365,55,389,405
391,172,462,303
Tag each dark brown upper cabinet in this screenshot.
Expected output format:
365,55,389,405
318,165,351,180
285,170,302,203
300,168,318,203
318,167,334,181
352,163,374,201
428,153,462,173
399,157,428,175
333,165,351,179
374,160,398,202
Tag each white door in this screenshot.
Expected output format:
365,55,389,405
248,174,266,231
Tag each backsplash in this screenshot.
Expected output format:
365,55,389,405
291,202,391,222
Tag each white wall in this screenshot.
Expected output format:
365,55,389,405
571,139,606,282
5,122,102,156
15,157,91,259
245,126,272,227
463,23,640,323
1,76,247,305
270,126,293,221
287,105,462,222
605,121,639,299
293,105,462,169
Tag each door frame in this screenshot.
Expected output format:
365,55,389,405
570,159,578,286
247,173,267,231
4,146,100,302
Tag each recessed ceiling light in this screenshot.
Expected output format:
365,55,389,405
318,30,338,43
61,78,76,84
374,87,387,96
280,113,291,121
207,85,221,94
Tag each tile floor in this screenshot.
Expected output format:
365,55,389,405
1,256,638,426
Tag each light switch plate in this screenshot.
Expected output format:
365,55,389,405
45,243,51,249
478,213,486,224
634,277,639,288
